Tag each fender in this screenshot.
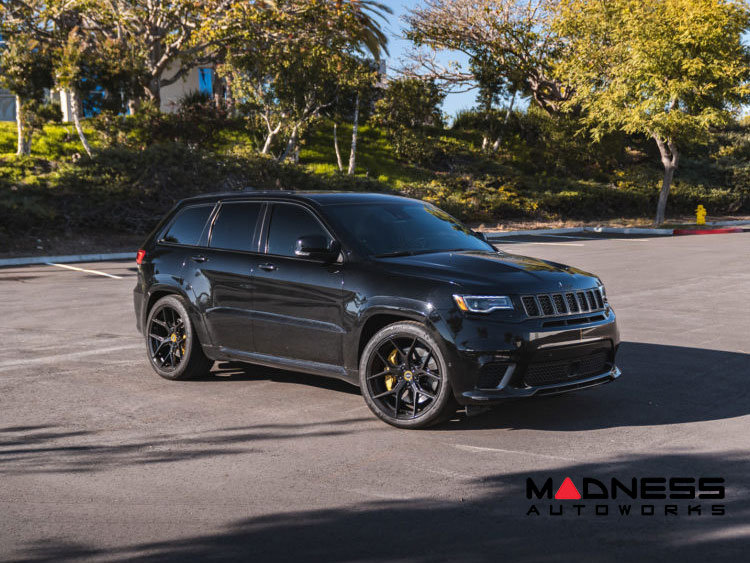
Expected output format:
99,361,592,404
143,283,214,352
344,298,448,374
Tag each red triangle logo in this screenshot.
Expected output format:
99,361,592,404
555,477,581,500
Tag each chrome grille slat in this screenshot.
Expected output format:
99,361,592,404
521,288,607,318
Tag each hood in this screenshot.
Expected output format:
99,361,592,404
376,250,601,295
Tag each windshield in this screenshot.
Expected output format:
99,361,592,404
325,201,494,257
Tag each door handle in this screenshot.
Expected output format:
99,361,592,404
190,255,207,263
258,263,277,272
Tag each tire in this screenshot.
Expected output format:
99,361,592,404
359,321,456,429
145,295,213,380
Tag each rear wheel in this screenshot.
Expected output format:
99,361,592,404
145,295,212,380
359,321,455,429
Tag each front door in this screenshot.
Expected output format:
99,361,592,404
251,203,345,366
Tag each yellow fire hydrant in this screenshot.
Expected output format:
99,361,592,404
696,204,707,226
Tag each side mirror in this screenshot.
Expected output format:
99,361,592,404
473,230,489,242
295,235,340,262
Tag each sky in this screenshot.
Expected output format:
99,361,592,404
378,0,477,118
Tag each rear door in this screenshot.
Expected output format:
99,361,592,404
185,200,265,355
251,202,345,366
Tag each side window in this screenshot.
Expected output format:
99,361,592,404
267,204,331,257
209,202,263,252
162,205,214,246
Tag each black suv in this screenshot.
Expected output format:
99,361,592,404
134,192,620,428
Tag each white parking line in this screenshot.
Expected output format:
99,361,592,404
452,443,578,462
47,262,123,279
0,344,141,370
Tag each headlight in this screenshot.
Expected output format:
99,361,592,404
453,295,514,313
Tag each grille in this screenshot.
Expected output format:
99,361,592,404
522,296,540,317
521,288,606,318
524,352,610,387
476,362,511,389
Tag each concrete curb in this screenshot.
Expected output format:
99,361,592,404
484,219,750,240
0,252,134,268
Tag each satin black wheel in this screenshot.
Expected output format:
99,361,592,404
359,321,455,429
145,295,212,380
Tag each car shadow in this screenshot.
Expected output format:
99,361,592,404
436,341,750,431
194,361,361,396
193,342,749,431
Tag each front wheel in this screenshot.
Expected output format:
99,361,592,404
359,321,456,429
145,295,213,380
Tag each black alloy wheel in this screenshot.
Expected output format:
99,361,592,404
145,295,212,380
360,321,455,429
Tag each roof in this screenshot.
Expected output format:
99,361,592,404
180,191,415,207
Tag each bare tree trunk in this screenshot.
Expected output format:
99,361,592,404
347,92,360,175
144,76,161,108
653,135,679,226
333,122,344,171
15,96,30,156
69,90,93,158
224,74,235,115
261,122,282,155
279,125,299,163
491,90,516,152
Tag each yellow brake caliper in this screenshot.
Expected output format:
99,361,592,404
384,348,399,390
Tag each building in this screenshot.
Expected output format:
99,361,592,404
0,65,215,123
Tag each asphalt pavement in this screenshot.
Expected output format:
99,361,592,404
1,232,748,562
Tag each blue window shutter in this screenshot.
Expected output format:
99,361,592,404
199,68,214,95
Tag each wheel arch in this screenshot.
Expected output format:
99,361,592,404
144,285,213,349
356,310,430,364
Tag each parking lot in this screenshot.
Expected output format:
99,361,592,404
1,232,748,562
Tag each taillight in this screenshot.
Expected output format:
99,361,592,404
136,249,146,265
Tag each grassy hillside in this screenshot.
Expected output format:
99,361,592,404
1,112,749,249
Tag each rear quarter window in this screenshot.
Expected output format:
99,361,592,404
161,205,214,246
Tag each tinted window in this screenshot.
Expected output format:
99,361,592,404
324,202,493,257
267,204,331,257
209,202,263,252
162,205,213,246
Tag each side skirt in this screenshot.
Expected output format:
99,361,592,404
208,346,359,386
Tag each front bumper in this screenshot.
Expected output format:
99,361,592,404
438,307,621,405
460,365,620,403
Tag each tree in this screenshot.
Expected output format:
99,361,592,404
405,0,569,113
0,1,60,155
95,0,215,108
328,56,380,173
555,0,750,225
373,77,445,162
0,34,55,155
206,0,390,162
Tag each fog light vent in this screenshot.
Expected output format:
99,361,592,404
477,362,512,389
